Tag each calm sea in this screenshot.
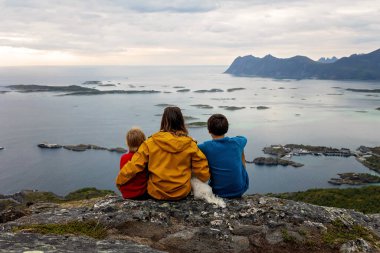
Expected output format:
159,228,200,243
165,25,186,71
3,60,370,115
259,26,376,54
0,65,379,195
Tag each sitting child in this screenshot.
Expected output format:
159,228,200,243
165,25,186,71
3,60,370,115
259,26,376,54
198,114,249,198
118,127,147,199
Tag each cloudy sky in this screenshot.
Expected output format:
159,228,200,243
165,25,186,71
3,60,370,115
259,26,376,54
0,0,379,66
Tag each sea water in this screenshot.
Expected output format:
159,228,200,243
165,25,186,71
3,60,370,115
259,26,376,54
0,65,379,195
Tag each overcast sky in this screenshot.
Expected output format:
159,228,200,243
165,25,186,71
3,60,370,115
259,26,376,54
0,0,379,66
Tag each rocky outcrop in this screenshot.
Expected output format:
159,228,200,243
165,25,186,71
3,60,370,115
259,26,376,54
227,88,245,92
194,89,223,93
263,144,353,158
328,173,380,185
82,81,102,85
1,189,379,252
177,89,191,92
256,106,270,110
218,106,246,111
250,157,304,167
186,122,207,128
38,143,127,153
190,104,214,109
347,89,380,93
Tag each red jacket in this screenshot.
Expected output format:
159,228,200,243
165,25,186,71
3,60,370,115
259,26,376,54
119,152,147,199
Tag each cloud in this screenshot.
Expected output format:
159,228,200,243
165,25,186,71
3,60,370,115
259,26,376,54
0,0,379,65
110,0,219,13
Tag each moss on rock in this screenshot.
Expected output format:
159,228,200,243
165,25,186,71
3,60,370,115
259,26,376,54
13,220,108,239
64,187,115,201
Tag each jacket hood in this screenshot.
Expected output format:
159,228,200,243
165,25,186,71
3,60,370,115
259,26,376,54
152,131,193,153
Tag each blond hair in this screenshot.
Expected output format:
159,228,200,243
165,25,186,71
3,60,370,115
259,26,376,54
126,127,146,152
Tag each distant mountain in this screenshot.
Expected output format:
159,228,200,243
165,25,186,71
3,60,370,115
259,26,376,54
318,56,338,63
225,49,380,80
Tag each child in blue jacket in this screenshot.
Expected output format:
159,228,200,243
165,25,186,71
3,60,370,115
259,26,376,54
198,114,249,198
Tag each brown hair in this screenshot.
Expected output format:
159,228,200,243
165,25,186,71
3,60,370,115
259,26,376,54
126,127,146,152
160,106,188,135
207,114,229,136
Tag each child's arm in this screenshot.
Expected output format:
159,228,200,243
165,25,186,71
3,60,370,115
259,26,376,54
116,143,148,188
191,143,210,182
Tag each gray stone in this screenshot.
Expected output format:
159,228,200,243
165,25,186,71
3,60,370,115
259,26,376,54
231,235,250,252
232,225,263,236
339,238,373,253
265,230,283,245
1,192,380,252
0,232,165,253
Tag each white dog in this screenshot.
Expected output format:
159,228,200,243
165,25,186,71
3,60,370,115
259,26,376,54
191,177,226,208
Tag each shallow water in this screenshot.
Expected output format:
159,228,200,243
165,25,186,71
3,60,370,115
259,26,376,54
0,66,379,195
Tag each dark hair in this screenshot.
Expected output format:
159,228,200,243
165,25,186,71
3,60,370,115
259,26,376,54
207,114,228,136
160,107,188,135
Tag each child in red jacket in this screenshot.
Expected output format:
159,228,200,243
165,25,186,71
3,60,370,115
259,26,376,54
118,127,147,199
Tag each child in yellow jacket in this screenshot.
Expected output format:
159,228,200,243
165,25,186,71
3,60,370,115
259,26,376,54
116,107,210,200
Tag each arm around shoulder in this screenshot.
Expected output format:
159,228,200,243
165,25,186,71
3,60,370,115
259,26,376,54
116,143,149,187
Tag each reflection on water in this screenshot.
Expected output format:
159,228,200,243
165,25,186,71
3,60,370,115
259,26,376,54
0,66,379,195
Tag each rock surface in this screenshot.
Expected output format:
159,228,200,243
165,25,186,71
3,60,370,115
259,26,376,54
1,190,380,252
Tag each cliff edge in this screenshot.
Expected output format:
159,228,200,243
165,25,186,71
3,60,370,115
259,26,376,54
1,189,380,253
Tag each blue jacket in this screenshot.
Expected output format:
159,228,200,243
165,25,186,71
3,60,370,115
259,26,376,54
198,136,249,198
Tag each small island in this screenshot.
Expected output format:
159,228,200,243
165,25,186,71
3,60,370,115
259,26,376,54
177,89,191,92
218,106,245,111
256,106,270,110
82,81,102,85
249,157,304,167
186,122,207,128
193,89,223,93
263,144,352,158
328,173,380,185
226,88,245,92
38,143,127,153
190,104,213,109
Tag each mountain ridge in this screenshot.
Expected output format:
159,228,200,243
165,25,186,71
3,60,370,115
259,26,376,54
225,49,380,80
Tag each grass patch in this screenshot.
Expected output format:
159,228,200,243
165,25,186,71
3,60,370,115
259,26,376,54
13,220,107,239
64,187,114,201
22,191,64,204
17,188,115,205
281,229,298,244
323,219,379,246
269,186,380,214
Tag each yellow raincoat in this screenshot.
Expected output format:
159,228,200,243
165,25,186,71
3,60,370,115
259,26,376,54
116,131,210,200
